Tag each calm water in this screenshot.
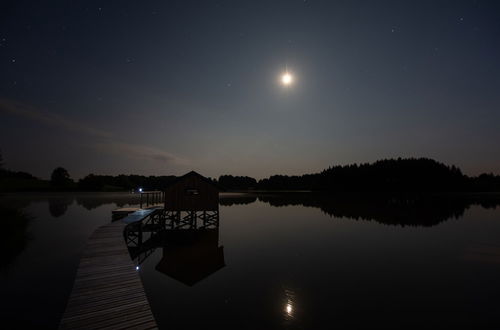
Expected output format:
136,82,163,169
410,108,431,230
0,193,139,329
1,193,500,329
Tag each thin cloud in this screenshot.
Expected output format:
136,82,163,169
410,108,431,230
92,142,188,165
0,98,112,138
1,98,188,167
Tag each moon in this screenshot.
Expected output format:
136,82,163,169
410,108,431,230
281,72,293,86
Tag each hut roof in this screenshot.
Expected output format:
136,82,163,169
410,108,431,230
164,171,223,191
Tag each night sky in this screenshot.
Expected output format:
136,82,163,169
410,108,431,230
1,0,500,179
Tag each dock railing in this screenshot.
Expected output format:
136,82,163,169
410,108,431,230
140,190,164,208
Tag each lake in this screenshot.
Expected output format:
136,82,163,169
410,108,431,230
1,192,500,329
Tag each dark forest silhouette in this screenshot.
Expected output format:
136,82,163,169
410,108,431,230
1,155,500,192
254,158,500,192
218,158,499,193
79,158,500,192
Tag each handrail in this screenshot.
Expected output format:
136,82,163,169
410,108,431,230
139,190,164,208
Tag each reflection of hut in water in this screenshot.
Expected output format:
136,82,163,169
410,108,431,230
162,171,221,229
155,229,225,286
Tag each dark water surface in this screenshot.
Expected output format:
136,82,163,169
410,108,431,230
1,192,500,329
0,193,139,329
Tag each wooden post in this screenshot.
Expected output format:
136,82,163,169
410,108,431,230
138,224,143,246
160,210,165,230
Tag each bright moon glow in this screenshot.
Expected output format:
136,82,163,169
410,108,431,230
281,72,293,85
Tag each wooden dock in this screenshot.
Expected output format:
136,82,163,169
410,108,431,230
112,207,141,216
112,206,163,220
59,213,158,329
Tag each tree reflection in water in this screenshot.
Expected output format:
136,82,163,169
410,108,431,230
0,206,32,270
223,192,500,227
48,196,74,218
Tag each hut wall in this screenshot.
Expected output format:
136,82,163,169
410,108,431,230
164,176,219,211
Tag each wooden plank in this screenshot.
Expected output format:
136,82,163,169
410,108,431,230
64,309,155,330
112,207,140,215
122,208,161,225
59,219,158,329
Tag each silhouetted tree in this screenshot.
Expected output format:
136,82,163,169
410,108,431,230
255,158,472,192
0,152,44,191
50,167,73,188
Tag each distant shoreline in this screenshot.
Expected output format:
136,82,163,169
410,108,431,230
2,158,500,193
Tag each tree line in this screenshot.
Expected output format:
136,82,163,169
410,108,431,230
220,158,500,192
1,153,500,192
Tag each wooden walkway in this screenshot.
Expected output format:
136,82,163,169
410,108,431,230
121,208,160,225
112,206,163,218
59,217,158,329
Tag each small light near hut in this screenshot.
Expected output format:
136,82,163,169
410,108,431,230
136,266,140,271
283,289,295,320
138,188,143,193
286,303,293,315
